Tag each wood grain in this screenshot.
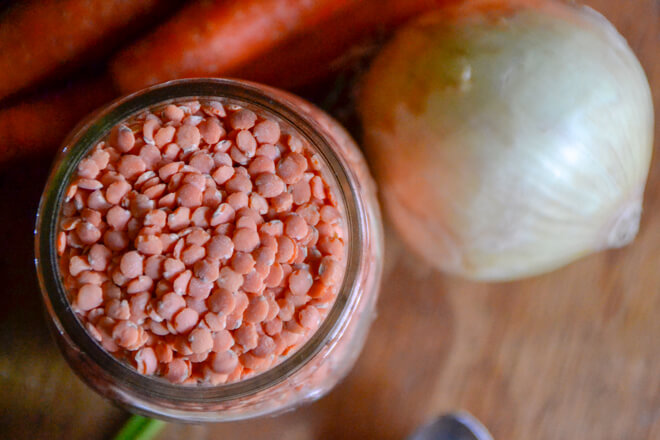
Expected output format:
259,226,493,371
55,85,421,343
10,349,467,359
0,0,658,439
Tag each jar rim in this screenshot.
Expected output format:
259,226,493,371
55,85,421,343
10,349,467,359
34,78,366,405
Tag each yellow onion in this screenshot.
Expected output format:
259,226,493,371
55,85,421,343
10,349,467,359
359,0,654,281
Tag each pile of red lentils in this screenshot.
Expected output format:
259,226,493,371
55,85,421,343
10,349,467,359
56,99,346,385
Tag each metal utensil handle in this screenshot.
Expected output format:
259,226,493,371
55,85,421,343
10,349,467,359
408,412,494,440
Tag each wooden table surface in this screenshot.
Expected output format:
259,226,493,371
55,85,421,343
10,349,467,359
1,1,658,439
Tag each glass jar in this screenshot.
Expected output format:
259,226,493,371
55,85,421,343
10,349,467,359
34,78,383,422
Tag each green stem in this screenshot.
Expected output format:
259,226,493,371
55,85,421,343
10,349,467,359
113,415,166,440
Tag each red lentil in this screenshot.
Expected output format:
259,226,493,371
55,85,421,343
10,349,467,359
57,100,346,385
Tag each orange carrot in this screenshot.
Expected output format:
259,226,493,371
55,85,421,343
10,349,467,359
0,76,117,164
111,0,358,94
233,0,460,89
0,0,178,101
